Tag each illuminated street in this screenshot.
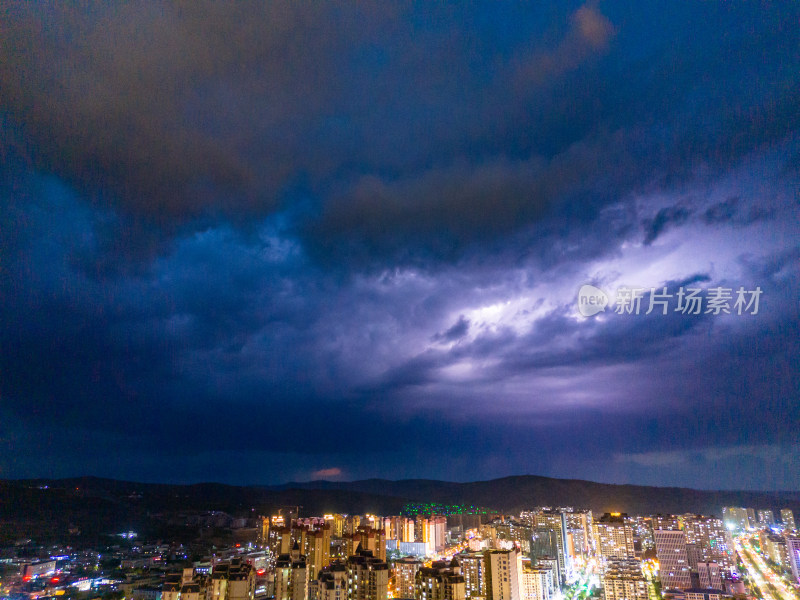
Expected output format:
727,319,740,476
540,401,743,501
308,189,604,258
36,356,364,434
735,535,799,600
564,564,598,600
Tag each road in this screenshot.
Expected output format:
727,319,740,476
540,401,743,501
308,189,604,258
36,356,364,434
735,535,798,600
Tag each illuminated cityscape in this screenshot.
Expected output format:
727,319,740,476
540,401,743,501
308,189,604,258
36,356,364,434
2,500,800,600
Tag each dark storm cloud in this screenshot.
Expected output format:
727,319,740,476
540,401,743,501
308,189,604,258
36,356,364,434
0,170,482,459
302,2,800,266
0,2,609,227
1,1,796,264
703,197,740,225
433,316,471,344
1,1,799,487
642,205,691,245
0,2,371,220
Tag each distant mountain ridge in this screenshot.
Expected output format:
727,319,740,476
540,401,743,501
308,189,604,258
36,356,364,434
6,473,799,516
2,474,799,547
262,474,800,516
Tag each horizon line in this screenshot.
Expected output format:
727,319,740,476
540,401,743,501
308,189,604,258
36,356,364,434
4,473,800,495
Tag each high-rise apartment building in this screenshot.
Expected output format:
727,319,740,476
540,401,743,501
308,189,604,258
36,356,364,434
326,515,346,538
164,568,208,600
721,508,749,533
681,515,733,575
258,517,270,547
758,510,775,526
305,526,333,580
746,509,757,530
695,563,721,590
528,510,570,580
270,526,294,557
653,530,691,591
685,544,703,573
345,516,362,536
601,559,648,600
564,510,594,560
484,549,521,600
627,517,653,554
781,509,796,531
530,527,559,567
457,552,487,600
519,561,555,600
519,570,551,600
762,534,789,569
394,556,422,599
534,558,560,591
652,515,681,531
346,547,389,600
414,559,466,600
275,544,308,600
495,521,533,555
385,517,415,543
309,563,347,600
418,517,448,554
161,572,182,600
593,514,635,563
227,561,257,600
205,560,256,600
353,526,387,562
787,537,800,584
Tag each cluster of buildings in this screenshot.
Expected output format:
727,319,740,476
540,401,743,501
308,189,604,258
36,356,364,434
721,507,795,532
581,512,736,600
3,505,799,600
0,541,198,600
251,506,762,600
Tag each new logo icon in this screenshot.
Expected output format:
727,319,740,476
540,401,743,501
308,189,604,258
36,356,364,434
577,284,609,317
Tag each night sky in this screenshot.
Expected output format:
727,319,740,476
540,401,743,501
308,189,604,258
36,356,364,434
1,2,798,490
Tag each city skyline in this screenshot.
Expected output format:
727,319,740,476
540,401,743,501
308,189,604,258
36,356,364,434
1,2,799,490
